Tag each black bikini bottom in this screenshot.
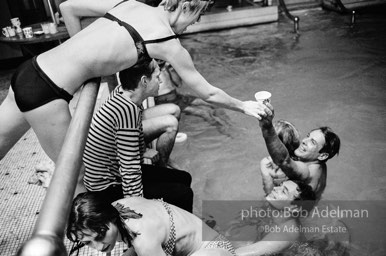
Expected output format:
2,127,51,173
11,56,73,112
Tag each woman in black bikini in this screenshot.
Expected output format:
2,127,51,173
0,0,270,165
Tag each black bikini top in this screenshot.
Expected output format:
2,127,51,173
104,0,179,65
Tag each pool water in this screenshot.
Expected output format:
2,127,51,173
170,6,386,255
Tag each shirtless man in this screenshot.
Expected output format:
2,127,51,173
258,103,340,200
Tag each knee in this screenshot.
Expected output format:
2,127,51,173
170,104,181,120
164,115,179,133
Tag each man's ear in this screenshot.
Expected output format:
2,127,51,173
140,75,148,89
318,152,329,161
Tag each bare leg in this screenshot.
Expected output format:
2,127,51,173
143,104,180,166
0,87,30,161
23,99,72,162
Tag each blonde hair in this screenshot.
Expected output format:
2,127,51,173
160,0,206,13
274,120,300,157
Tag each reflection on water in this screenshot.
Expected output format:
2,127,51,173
170,6,386,256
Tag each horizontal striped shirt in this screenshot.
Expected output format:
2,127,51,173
83,85,146,197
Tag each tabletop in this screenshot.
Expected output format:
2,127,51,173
0,24,69,45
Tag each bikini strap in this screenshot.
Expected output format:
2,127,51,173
104,13,144,42
112,0,129,8
143,35,179,45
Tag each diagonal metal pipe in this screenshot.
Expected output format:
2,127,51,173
17,79,100,256
278,0,300,34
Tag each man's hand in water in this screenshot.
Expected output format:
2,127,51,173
242,100,272,119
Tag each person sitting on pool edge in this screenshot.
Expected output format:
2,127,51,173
257,103,340,200
66,192,236,256
83,59,193,212
229,180,316,255
260,119,300,195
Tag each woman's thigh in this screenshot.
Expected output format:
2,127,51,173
24,99,72,162
0,87,30,159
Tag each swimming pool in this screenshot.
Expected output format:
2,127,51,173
171,6,386,255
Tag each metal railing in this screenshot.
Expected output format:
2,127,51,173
278,0,300,33
17,79,100,256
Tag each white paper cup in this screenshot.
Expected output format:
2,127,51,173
254,91,271,104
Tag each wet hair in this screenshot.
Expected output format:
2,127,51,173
292,180,316,212
274,120,300,158
160,0,215,13
66,192,142,254
314,126,340,162
119,59,156,91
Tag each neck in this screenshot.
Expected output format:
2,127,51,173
121,88,147,106
160,4,183,33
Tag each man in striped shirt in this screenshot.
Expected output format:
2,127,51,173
83,59,193,211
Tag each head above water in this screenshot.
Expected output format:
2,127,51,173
274,120,300,158
266,180,316,212
66,193,142,254
294,126,340,163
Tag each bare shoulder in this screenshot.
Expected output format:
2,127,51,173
308,163,325,178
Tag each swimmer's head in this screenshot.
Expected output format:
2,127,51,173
274,120,300,158
266,180,316,212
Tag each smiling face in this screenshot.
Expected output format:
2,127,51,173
78,223,119,253
294,129,327,162
265,180,300,210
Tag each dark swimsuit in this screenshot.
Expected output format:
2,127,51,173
103,13,178,65
104,0,179,64
12,0,178,112
11,56,73,112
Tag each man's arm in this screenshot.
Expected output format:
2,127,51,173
259,107,309,180
60,0,122,36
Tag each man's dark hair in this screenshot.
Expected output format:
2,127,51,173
119,60,156,91
292,180,316,212
315,126,340,162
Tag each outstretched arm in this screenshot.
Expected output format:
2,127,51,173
164,44,271,119
259,105,308,180
60,0,122,36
